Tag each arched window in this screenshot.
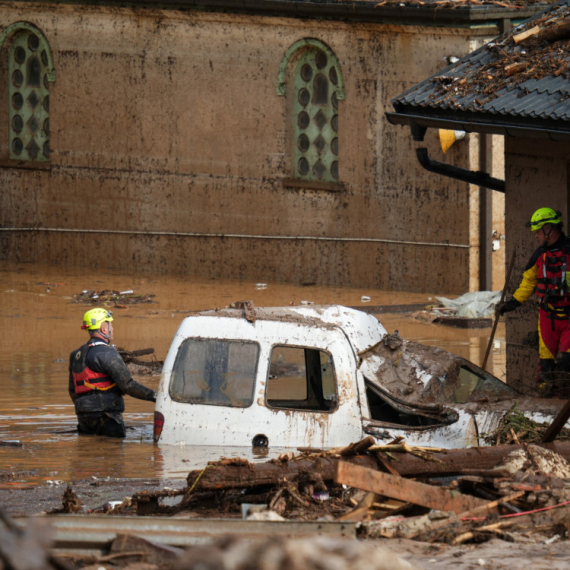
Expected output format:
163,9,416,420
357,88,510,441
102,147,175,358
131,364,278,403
278,40,344,185
1,24,55,162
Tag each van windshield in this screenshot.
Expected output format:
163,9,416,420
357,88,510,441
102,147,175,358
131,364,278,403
170,338,260,408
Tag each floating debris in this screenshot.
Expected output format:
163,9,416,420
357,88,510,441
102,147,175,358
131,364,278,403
74,289,155,305
116,347,163,374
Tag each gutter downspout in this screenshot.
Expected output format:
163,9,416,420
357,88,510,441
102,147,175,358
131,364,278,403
415,148,505,192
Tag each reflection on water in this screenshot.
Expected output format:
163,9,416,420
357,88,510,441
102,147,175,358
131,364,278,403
0,261,505,484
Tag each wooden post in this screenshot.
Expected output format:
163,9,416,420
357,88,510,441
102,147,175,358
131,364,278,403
482,249,516,370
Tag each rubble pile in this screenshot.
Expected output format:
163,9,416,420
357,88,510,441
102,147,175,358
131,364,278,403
90,437,570,545
5,437,570,568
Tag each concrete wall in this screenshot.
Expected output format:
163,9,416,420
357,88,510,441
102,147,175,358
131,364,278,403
504,137,570,392
0,3,501,292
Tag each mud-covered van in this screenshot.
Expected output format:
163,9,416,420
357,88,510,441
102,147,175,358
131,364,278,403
153,305,563,449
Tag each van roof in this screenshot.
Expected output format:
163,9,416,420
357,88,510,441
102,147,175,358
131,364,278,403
189,304,387,355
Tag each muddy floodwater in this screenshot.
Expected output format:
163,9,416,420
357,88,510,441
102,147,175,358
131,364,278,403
0,261,506,487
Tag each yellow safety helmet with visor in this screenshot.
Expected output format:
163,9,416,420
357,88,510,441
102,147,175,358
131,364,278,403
81,308,113,330
526,208,562,232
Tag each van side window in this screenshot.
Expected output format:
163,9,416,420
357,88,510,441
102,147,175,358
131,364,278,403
170,339,259,408
266,346,337,412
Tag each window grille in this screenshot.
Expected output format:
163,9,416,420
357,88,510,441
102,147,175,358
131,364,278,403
9,29,50,161
293,48,340,182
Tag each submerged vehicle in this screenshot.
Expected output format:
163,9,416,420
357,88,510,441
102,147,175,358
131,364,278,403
153,305,562,449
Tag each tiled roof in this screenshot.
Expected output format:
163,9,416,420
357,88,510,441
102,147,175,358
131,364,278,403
18,0,548,23
391,1,570,131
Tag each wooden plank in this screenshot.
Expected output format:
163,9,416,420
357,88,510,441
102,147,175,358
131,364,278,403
513,25,540,43
337,492,377,522
433,316,492,329
335,461,487,515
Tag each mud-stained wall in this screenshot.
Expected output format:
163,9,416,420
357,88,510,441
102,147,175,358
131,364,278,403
0,4,499,292
504,137,570,392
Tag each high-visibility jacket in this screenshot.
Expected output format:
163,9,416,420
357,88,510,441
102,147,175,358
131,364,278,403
70,341,117,395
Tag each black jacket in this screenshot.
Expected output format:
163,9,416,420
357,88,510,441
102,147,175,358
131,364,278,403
68,339,155,413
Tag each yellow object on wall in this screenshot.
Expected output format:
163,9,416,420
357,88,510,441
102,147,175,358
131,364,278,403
439,129,456,153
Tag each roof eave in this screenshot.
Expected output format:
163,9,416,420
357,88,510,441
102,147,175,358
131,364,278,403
7,0,549,25
386,110,570,142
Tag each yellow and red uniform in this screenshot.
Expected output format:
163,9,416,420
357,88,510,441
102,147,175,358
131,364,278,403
513,233,570,373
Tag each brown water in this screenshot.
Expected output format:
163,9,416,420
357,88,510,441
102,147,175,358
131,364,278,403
0,261,505,485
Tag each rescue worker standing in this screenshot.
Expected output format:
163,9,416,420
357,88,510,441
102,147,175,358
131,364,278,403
69,308,156,437
498,208,570,382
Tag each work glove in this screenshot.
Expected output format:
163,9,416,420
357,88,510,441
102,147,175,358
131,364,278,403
496,298,521,316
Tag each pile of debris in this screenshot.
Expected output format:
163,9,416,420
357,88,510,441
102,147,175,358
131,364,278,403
73,289,155,306
483,403,570,445
412,291,499,328
80,436,570,544
6,433,570,568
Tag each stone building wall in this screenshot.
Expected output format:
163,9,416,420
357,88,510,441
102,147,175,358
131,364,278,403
0,2,500,292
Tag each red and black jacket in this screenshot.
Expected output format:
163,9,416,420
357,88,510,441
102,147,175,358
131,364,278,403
513,234,570,313
68,339,155,412
70,341,117,395
535,236,570,310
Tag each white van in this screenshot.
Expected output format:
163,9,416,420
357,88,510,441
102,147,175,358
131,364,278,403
153,305,557,450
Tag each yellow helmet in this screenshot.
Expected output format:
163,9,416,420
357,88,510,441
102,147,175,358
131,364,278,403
81,308,113,330
526,208,562,232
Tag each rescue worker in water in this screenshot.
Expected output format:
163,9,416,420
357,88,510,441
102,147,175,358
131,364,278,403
68,308,156,437
498,208,570,384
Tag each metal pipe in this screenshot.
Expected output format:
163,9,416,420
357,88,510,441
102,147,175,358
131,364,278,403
0,227,470,249
479,134,493,290
416,147,505,192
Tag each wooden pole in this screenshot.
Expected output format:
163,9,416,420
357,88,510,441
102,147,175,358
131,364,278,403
541,399,570,443
482,249,516,371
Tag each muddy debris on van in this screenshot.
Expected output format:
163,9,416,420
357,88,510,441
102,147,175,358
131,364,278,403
73,289,155,305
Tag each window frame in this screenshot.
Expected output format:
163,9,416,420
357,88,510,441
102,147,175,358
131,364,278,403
265,343,339,414
169,337,261,409
292,48,340,184
0,22,55,165
277,39,345,192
